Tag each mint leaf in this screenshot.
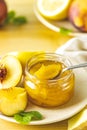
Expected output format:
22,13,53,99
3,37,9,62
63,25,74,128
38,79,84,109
14,113,32,125
5,11,15,24
13,16,27,25
4,10,27,26
27,111,43,120
14,111,43,125
59,27,72,35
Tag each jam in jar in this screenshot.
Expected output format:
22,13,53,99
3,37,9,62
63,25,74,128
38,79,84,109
24,53,75,107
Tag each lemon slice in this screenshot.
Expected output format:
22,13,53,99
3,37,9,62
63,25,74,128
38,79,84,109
37,0,72,20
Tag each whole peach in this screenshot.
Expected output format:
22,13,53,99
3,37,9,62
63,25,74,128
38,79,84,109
0,0,7,25
68,0,87,32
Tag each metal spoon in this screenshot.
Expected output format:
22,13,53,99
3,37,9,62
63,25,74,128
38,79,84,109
63,62,87,72
55,62,87,78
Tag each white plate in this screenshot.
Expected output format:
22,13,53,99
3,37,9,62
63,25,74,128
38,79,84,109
34,3,87,37
0,67,87,125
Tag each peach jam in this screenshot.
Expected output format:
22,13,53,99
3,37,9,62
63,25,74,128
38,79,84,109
24,53,75,107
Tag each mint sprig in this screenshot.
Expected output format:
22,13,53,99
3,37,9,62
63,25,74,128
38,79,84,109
14,111,43,125
13,16,27,25
5,11,15,24
4,11,27,25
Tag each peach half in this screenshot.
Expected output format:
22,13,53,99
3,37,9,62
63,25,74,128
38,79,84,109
68,0,87,32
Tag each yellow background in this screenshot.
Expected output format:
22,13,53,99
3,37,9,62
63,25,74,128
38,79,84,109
0,0,72,129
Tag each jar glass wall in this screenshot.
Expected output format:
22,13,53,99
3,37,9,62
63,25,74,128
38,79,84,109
24,53,75,107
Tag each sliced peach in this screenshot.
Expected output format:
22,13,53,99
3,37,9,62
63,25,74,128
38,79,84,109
0,55,22,89
0,87,28,116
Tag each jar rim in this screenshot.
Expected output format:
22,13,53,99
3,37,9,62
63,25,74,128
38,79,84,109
25,53,73,82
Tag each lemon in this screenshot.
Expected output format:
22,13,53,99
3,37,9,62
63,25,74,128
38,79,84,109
37,0,72,20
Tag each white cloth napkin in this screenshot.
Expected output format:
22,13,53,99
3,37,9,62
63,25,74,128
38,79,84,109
56,37,87,65
56,37,87,112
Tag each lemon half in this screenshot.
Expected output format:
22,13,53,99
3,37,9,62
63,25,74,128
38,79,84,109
37,0,72,20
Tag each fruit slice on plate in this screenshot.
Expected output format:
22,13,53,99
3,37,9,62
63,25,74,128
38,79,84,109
7,51,44,71
37,0,72,20
0,55,22,89
0,87,28,116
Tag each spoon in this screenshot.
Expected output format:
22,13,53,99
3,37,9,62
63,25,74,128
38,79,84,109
63,62,87,71
55,62,87,78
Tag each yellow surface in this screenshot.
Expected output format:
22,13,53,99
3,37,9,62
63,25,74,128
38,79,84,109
0,0,72,129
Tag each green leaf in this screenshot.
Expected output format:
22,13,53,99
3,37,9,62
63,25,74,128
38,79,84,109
14,111,43,125
14,113,32,125
27,111,43,120
59,27,72,35
13,16,27,25
4,10,27,26
5,11,16,24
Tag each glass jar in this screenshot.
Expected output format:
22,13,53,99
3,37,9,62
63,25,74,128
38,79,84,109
24,53,75,107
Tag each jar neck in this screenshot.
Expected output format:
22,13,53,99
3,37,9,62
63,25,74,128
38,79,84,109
25,53,73,83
